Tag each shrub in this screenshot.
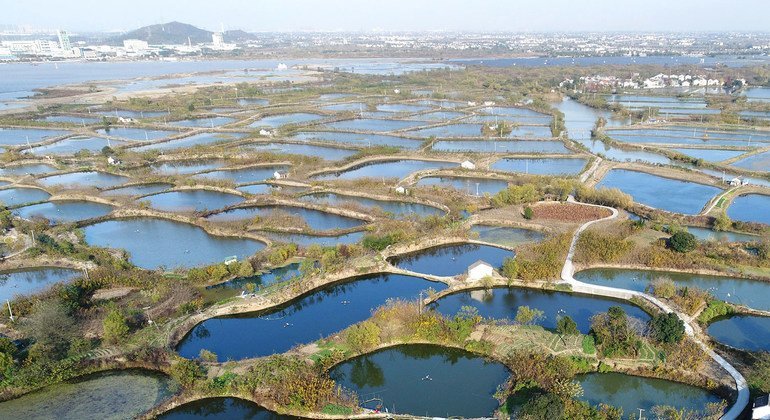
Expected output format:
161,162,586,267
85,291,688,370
170,357,205,388
649,312,685,344
668,231,697,253
344,321,381,352
515,306,544,326
556,316,578,336
199,349,218,362
651,277,676,299
697,300,734,324
581,335,596,355
523,206,534,220
102,308,129,344
362,233,399,251
575,230,633,263
574,186,633,208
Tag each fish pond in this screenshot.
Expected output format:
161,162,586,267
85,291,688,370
416,176,509,196
388,243,512,277
315,159,456,181
158,398,291,420
707,315,770,352
206,205,366,231
0,267,80,301
141,190,244,212
176,273,445,360
0,187,51,207
471,225,546,248
330,344,510,418
14,200,113,223
299,192,444,218
491,157,587,175
82,218,265,269
727,194,770,225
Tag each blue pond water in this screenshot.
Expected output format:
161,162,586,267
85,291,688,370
299,192,444,218
96,127,175,141
207,205,365,231
194,165,289,185
102,183,173,197
731,151,770,172
597,169,721,215
245,142,356,161
83,218,265,269
727,194,770,225
0,267,80,302
27,136,128,155
170,117,236,128
388,243,512,277
325,118,425,132
292,131,421,149
672,148,747,162
432,140,570,154
38,171,128,189
432,286,650,333
0,163,57,177
416,176,509,196
14,201,113,224
0,128,69,146
157,397,289,419
315,160,456,181
491,158,587,175
133,133,246,151
0,187,51,207
248,113,323,128
142,190,244,212
707,315,770,352
176,273,445,360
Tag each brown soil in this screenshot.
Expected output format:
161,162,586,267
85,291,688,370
532,202,612,222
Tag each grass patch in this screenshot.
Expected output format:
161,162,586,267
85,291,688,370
321,403,354,415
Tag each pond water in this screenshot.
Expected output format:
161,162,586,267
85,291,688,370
575,268,770,311
699,169,770,188
330,344,509,418
83,218,265,269
158,397,291,420
671,148,747,162
407,123,484,138
325,118,426,132
170,116,236,128
248,113,323,128
194,165,290,185
707,315,770,352
407,111,466,121
491,157,587,175
41,115,100,125
432,140,571,154
376,103,432,113
742,87,770,103
431,286,650,333
176,273,445,361
608,132,754,148
0,267,80,301
94,110,168,119
207,205,366,231
0,369,172,420
26,136,128,155
133,132,246,151
471,225,546,248
388,243,512,277
300,192,444,218
687,226,760,243
732,150,770,172
478,106,551,119
237,98,269,107
236,183,274,195
38,171,128,189
597,169,721,215
141,190,244,212
0,128,69,146
315,160,456,181
102,183,173,197
292,131,422,149
577,372,722,415
317,93,354,102
244,142,356,161
263,231,364,247
416,100,463,109
207,263,301,293
0,187,51,207
14,201,113,224
96,127,175,141
0,163,57,177
727,194,770,225
320,102,368,112
151,160,226,175
416,176,509,196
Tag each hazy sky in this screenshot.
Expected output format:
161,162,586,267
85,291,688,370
4,0,769,33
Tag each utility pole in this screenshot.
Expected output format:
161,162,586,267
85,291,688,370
638,408,645,420
418,291,424,315
30,230,35,247
6,300,13,322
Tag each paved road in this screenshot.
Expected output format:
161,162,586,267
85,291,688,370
560,197,748,420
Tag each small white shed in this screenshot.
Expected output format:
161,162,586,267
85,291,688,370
461,160,476,170
467,260,494,281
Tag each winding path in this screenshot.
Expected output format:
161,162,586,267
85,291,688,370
559,197,748,420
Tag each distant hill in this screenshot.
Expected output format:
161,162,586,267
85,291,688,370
112,21,213,45
223,29,258,43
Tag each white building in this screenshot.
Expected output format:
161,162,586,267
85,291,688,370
461,160,476,170
467,260,495,281
753,395,770,419
57,30,71,50
395,186,408,195
123,39,149,52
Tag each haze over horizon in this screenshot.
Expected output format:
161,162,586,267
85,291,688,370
3,0,770,33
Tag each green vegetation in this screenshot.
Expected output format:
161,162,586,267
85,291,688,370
649,312,685,344
668,231,698,253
